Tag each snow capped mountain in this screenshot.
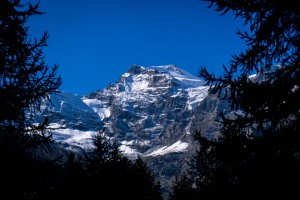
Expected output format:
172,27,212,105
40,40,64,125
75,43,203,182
83,64,208,158
38,91,101,131
149,65,205,88
35,64,227,193
35,91,101,149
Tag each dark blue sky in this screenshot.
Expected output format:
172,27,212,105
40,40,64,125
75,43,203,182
27,0,247,95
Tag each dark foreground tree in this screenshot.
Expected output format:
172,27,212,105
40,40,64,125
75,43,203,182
131,156,163,200
81,132,163,200
0,0,61,198
199,0,300,140
170,0,300,199
0,0,61,150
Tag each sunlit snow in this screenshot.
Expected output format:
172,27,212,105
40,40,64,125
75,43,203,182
82,98,111,120
145,140,189,157
186,86,208,110
149,64,205,88
51,127,96,149
119,145,140,157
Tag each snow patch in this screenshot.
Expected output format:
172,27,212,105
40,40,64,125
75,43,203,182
186,86,208,110
83,98,111,120
122,72,131,78
145,140,189,157
149,64,205,88
119,145,140,156
131,74,150,91
52,128,96,148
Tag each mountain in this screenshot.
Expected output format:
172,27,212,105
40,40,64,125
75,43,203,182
35,64,228,194
83,64,208,157
34,91,101,149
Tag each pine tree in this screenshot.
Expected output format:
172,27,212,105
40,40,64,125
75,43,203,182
197,0,300,198
131,157,163,200
0,1,61,198
83,132,131,198
199,0,300,138
170,0,300,199
168,172,197,200
84,132,124,176
0,0,62,150
59,152,87,199
83,132,163,200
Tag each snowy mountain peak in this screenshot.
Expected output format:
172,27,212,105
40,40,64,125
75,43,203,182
150,64,205,88
82,64,209,159
149,64,194,78
126,64,146,75
33,64,226,193
35,65,210,155
119,64,205,90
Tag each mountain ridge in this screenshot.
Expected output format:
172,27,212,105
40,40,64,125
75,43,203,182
35,64,227,195
82,64,208,157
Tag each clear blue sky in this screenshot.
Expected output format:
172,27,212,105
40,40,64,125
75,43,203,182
27,0,247,96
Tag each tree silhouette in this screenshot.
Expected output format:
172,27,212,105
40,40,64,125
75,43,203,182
131,156,163,200
170,0,300,199
199,0,300,137
82,131,163,200
168,172,197,200
0,0,61,198
0,0,61,150
58,152,87,199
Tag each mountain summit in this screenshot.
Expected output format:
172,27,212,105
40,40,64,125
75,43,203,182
36,64,226,194
83,64,208,157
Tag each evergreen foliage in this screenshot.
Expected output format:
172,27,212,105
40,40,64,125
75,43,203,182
0,0,61,149
58,152,87,199
168,172,197,200
199,0,300,135
0,0,62,199
170,0,300,199
82,132,163,200
132,156,163,200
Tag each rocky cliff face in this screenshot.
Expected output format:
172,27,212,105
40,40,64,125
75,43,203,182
83,64,209,158
35,64,229,194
